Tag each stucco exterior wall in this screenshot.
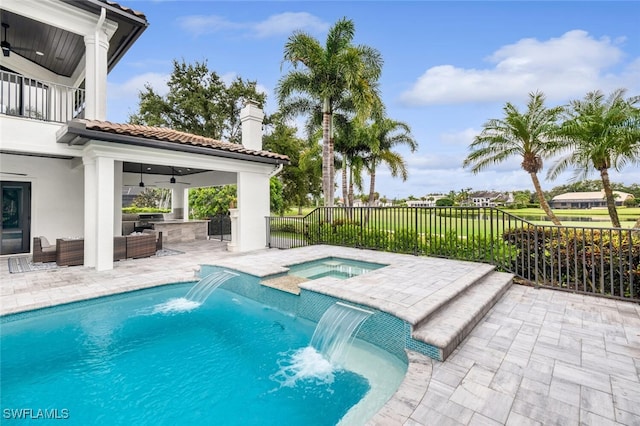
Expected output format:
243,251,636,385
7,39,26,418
0,153,84,247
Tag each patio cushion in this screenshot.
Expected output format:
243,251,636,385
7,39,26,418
40,236,51,248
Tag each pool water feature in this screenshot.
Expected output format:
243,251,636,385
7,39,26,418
288,257,387,280
184,269,238,303
311,302,373,365
1,283,405,425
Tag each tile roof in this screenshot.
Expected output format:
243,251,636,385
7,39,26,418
102,0,147,19
75,119,290,163
552,190,633,201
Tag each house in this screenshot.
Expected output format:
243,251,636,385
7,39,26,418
406,195,447,207
550,191,634,209
0,0,288,271
468,191,513,207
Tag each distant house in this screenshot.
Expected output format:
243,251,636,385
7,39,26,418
406,195,447,207
550,191,634,209
469,191,513,207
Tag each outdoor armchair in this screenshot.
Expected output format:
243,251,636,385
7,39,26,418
33,237,56,263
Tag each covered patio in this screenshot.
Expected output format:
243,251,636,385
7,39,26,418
2,101,288,271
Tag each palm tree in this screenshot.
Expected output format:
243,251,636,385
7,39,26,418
463,91,564,225
334,118,373,207
277,18,383,207
548,89,640,228
362,118,417,206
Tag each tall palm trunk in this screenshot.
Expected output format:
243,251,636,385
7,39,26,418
368,165,377,206
322,98,333,207
348,166,354,207
530,172,562,226
599,167,621,228
341,157,348,206
328,135,335,207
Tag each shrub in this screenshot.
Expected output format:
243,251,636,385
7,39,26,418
122,207,170,214
503,227,640,299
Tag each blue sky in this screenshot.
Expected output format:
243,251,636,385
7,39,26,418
107,1,640,199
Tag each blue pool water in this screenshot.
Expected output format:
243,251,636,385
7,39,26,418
288,257,387,280
1,284,376,425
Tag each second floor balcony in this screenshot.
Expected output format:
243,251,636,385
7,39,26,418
0,70,85,124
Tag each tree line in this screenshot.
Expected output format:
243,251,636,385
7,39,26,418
128,18,417,216
127,18,638,229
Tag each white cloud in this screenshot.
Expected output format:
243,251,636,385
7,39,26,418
177,12,328,38
400,30,639,106
107,72,170,101
253,13,329,38
439,128,478,146
176,15,242,37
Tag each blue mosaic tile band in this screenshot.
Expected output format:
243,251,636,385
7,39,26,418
202,264,441,362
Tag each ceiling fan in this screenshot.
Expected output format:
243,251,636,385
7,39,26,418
1,23,41,58
124,165,156,188
155,167,191,185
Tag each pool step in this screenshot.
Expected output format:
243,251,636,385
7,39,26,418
404,263,496,327
260,275,305,295
411,271,513,361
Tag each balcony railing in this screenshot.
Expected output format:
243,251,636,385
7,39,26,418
0,70,85,123
266,207,639,302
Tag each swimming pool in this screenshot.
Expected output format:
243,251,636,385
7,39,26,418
287,257,387,280
1,279,406,425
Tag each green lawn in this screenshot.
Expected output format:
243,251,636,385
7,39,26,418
273,206,638,232
502,207,639,219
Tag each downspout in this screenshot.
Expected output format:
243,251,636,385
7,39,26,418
93,7,106,119
269,164,284,177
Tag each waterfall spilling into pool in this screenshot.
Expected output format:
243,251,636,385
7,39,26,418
147,270,238,314
185,270,238,303
311,302,373,364
273,302,373,387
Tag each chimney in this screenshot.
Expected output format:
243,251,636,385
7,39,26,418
240,100,264,151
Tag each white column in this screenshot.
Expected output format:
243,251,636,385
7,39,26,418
240,101,264,151
234,171,269,252
227,208,239,252
114,161,123,235
83,157,97,267
183,188,189,220
172,186,185,220
84,8,109,120
95,156,115,271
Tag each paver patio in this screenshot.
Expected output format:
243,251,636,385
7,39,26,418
1,241,638,425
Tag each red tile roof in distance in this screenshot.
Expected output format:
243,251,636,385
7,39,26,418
78,119,289,162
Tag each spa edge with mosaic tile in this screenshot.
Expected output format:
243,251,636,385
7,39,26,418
201,264,441,362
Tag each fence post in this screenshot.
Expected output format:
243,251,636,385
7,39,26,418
489,208,494,265
265,217,271,248
414,207,418,255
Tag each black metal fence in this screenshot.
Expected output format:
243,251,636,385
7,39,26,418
266,207,639,302
208,214,231,241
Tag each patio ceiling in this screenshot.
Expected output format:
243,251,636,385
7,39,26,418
122,162,207,177
0,1,148,77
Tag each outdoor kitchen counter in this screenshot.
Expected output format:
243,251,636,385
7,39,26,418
149,220,209,243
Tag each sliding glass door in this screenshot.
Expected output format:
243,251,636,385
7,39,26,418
1,181,31,255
